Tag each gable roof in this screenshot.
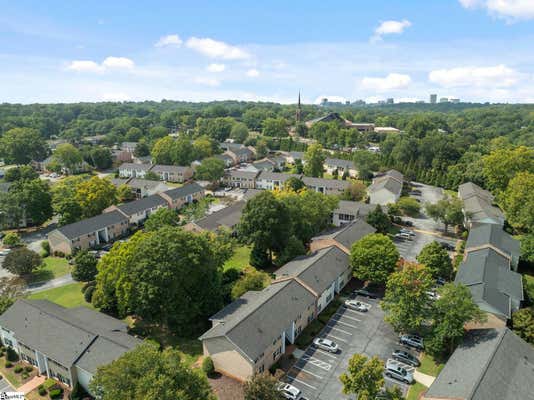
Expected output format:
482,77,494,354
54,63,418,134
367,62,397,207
0,300,141,373
225,170,259,180
425,328,534,400
334,201,376,217
458,182,494,202
119,162,152,171
274,246,349,294
368,175,402,196
162,182,204,200
56,210,128,240
199,279,316,362
257,171,302,182
116,194,167,216
301,176,351,190
194,201,246,231
466,223,520,264
312,219,376,250
151,164,191,174
462,195,504,225
324,158,355,169
455,248,523,319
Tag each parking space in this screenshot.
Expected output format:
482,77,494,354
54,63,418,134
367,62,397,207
285,295,416,399
0,376,14,392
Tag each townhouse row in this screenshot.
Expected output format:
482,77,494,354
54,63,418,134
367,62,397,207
48,182,205,255
118,162,194,182
199,219,376,380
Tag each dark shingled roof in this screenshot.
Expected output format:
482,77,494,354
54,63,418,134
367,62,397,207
312,219,376,249
56,210,128,240
324,158,355,169
301,176,351,190
116,194,167,216
368,175,402,196
162,182,204,200
0,300,141,374
118,162,152,171
199,279,316,361
425,328,534,400
151,164,190,173
466,223,520,265
194,201,246,231
334,201,376,218
455,248,523,319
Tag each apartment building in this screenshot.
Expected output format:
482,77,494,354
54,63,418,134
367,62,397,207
150,164,193,183
368,170,404,205
255,172,302,190
223,170,259,189
458,182,505,227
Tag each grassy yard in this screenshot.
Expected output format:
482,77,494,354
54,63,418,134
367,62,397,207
407,382,428,400
28,257,71,284
223,245,251,272
27,282,93,309
0,356,38,388
418,352,445,377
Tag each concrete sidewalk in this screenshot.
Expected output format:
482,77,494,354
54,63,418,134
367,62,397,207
414,370,435,387
17,375,46,394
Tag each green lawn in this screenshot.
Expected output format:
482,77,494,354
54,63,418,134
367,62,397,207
28,257,71,284
27,282,93,309
407,382,428,400
418,352,445,377
223,245,251,271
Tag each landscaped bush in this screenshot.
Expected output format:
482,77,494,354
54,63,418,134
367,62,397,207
202,356,215,377
14,365,23,373
21,372,29,379
41,241,50,257
6,347,19,362
5,361,13,368
43,378,57,390
25,365,33,372
38,386,47,396
84,285,95,303
49,388,63,399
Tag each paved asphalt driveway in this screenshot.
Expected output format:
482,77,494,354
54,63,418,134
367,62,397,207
285,296,420,399
0,375,15,392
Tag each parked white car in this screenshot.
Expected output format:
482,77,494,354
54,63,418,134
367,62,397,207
313,338,339,353
385,359,414,384
344,299,370,312
277,383,302,400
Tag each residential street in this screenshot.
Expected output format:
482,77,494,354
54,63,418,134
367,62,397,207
26,273,74,293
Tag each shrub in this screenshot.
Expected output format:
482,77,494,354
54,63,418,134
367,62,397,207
21,372,29,379
14,365,23,373
202,356,215,377
5,361,13,368
84,285,95,303
81,280,96,293
49,388,62,399
43,378,57,390
6,347,19,362
41,241,50,257
38,387,47,396
2,232,21,248
25,365,33,372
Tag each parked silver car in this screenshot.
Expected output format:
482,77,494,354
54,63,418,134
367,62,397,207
385,359,414,384
399,334,424,350
277,383,302,400
313,338,339,353
392,349,420,367
344,299,370,312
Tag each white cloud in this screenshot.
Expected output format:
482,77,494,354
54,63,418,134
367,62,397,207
66,57,134,73
102,56,134,69
429,65,520,87
361,73,412,91
194,77,221,87
66,60,104,73
206,63,225,72
101,92,131,101
155,34,183,48
372,19,411,41
186,37,250,60
459,0,534,20
246,68,260,77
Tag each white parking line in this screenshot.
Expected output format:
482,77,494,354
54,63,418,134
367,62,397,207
332,319,358,329
301,356,332,370
338,313,362,322
328,325,352,335
293,365,325,378
287,377,318,390
326,334,348,343
313,348,339,359
343,308,366,317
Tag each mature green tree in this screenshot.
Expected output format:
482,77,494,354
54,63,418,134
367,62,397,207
341,181,367,201
72,250,98,282
255,139,269,158
262,117,288,137
51,176,86,225
148,126,168,140
116,184,135,203
173,138,195,165
428,283,486,355
417,241,453,279
512,308,534,345
75,176,117,218
350,234,399,284
353,150,380,181
482,146,534,192
53,143,83,173
0,127,48,165
303,143,325,177
195,157,225,182
396,197,421,217
520,234,534,265
425,197,464,233
275,235,306,267
382,262,434,333
2,233,21,248
196,117,234,142
4,165,38,182
125,127,143,142
339,354,384,400
365,205,391,234
151,136,176,165
144,208,179,231
230,122,249,143
231,269,271,299
244,373,283,400
133,141,150,157
502,172,534,233
239,191,292,266
90,343,215,400
86,147,113,170
93,228,225,334
0,277,24,315
2,179,53,226
3,247,42,276
193,136,215,159
283,177,306,192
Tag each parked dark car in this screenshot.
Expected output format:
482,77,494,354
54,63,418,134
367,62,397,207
439,241,455,251
353,286,381,299
399,334,424,350
392,349,420,367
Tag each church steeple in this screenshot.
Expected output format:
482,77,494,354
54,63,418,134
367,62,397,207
296,91,302,123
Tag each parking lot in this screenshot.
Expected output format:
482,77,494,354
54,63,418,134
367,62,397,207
285,295,419,399
393,230,456,262
0,375,14,392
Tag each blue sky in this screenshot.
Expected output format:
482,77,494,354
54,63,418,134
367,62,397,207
1,0,534,104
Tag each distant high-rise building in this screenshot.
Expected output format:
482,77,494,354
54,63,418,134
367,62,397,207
386,98,394,104
430,94,437,104
439,97,449,103
320,98,328,107
450,98,460,104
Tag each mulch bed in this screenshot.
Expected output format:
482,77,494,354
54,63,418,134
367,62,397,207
208,373,244,400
